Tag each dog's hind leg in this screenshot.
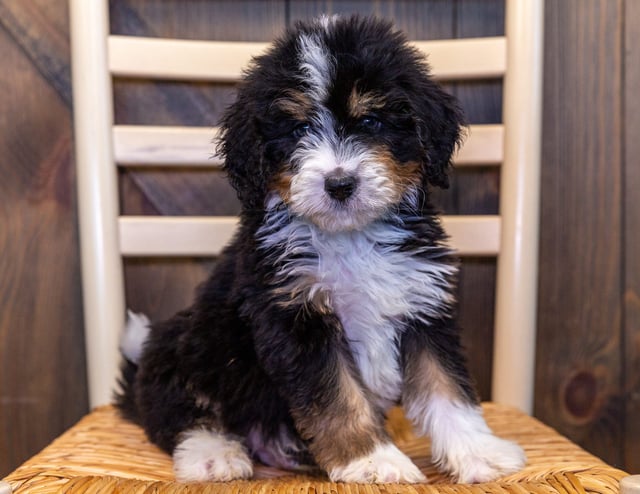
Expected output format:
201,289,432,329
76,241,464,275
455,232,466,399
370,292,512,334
172,428,253,482
127,310,254,482
400,325,526,483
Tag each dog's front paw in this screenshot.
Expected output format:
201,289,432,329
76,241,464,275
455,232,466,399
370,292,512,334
173,429,253,482
329,443,427,484
447,435,526,484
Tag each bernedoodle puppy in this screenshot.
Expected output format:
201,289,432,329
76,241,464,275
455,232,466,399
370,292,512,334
116,15,526,484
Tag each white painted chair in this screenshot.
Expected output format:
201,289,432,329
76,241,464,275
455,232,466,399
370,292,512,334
69,1,543,414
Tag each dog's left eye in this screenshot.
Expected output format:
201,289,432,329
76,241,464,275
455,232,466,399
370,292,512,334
358,115,383,132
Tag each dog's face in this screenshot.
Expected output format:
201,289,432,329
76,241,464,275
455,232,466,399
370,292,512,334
220,16,464,232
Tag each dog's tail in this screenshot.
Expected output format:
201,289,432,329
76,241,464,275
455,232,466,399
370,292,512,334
113,311,151,422
120,311,151,364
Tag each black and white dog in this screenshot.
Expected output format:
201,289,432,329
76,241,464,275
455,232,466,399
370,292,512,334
117,15,525,484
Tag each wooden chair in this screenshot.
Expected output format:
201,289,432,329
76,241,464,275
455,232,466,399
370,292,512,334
1,0,632,493
78,1,538,416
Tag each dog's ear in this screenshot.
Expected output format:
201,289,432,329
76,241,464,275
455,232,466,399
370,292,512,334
218,89,267,209
413,81,466,189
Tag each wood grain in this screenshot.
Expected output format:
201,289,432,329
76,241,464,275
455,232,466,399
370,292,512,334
623,0,640,473
0,1,72,105
535,0,624,466
447,0,503,401
0,0,87,476
289,1,455,39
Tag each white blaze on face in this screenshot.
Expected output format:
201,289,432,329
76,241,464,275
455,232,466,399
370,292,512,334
297,32,333,104
290,25,413,233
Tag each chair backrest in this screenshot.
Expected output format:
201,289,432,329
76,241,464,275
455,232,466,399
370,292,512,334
69,1,544,411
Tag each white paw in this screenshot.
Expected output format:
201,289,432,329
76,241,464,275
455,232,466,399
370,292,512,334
173,429,253,482
329,443,427,484
410,397,526,484
446,434,526,484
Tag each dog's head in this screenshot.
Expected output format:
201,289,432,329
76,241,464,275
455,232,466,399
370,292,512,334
219,15,465,232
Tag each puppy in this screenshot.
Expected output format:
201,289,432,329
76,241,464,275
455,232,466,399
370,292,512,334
116,15,526,484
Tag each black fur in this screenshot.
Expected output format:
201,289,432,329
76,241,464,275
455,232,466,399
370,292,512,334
219,16,464,209
115,15,482,481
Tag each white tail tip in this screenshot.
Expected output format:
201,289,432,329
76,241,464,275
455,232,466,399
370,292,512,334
120,310,151,364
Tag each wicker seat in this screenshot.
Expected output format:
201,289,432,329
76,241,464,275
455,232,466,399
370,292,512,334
3,404,628,494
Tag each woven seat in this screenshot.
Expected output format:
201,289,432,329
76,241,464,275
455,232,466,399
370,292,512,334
3,403,628,494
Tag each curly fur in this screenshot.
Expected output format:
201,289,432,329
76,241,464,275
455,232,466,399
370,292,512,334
115,15,525,484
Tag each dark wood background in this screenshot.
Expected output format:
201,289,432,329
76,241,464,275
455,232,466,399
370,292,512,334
0,0,637,476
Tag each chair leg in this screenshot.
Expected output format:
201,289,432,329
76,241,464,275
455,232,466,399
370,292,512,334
621,475,640,494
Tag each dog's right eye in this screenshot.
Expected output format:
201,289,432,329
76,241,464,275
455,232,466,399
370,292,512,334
291,122,311,139
358,115,383,133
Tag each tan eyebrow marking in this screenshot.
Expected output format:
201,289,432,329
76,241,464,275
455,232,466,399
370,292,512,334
348,88,387,118
273,90,314,121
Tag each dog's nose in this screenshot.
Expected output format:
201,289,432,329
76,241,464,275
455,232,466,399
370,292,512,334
324,175,358,201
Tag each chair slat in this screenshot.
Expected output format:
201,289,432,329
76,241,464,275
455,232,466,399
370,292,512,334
112,124,503,166
444,215,501,256
108,35,506,82
119,216,238,257
413,37,506,80
455,124,504,165
109,37,267,82
118,215,500,257
113,126,219,166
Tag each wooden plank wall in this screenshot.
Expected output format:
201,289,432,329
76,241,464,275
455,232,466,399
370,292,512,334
0,0,637,477
535,0,628,469
0,0,88,475
623,0,640,474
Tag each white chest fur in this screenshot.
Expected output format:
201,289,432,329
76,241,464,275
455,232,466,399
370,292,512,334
259,214,455,407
